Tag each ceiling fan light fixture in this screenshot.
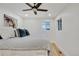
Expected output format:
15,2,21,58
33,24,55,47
33,8,37,12
48,13,51,16
25,14,28,16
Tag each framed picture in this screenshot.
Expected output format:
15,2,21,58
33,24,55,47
4,14,17,28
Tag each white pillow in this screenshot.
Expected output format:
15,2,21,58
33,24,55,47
0,27,15,39
14,29,19,37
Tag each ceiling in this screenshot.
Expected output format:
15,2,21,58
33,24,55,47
0,3,69,18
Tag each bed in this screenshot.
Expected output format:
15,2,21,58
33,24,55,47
0,27,51,56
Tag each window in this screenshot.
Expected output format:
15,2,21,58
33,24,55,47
58,18,62,31
42,20,50,31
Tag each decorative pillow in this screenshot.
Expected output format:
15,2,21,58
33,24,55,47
14,29,19,37
24,29,30,36
19,29,26,37
0,35,3,39
16,29,30,37
15,29,20,37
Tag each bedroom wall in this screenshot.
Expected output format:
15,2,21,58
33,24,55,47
21,17,55,42
55,4,79,56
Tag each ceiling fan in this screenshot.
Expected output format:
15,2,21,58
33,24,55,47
22,3,48,15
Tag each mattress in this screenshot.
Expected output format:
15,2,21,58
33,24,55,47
0,36,50,50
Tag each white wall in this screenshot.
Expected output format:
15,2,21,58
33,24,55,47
55,4,79,56
21,17,55,42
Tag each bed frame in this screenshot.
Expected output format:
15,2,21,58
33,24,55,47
0,49,50,56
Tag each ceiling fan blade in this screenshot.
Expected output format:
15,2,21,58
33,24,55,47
34,3,36,6
34,11,37,15
37,9,48,11
22,9,32,11
36,3,42,8
25,3,33,8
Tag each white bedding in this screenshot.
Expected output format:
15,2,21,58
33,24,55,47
0,36,50,50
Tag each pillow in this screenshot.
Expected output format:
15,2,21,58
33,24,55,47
24,29,30,36
17,29,26,37
16,29,30,37
14,30,19,37
0,35,2,39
